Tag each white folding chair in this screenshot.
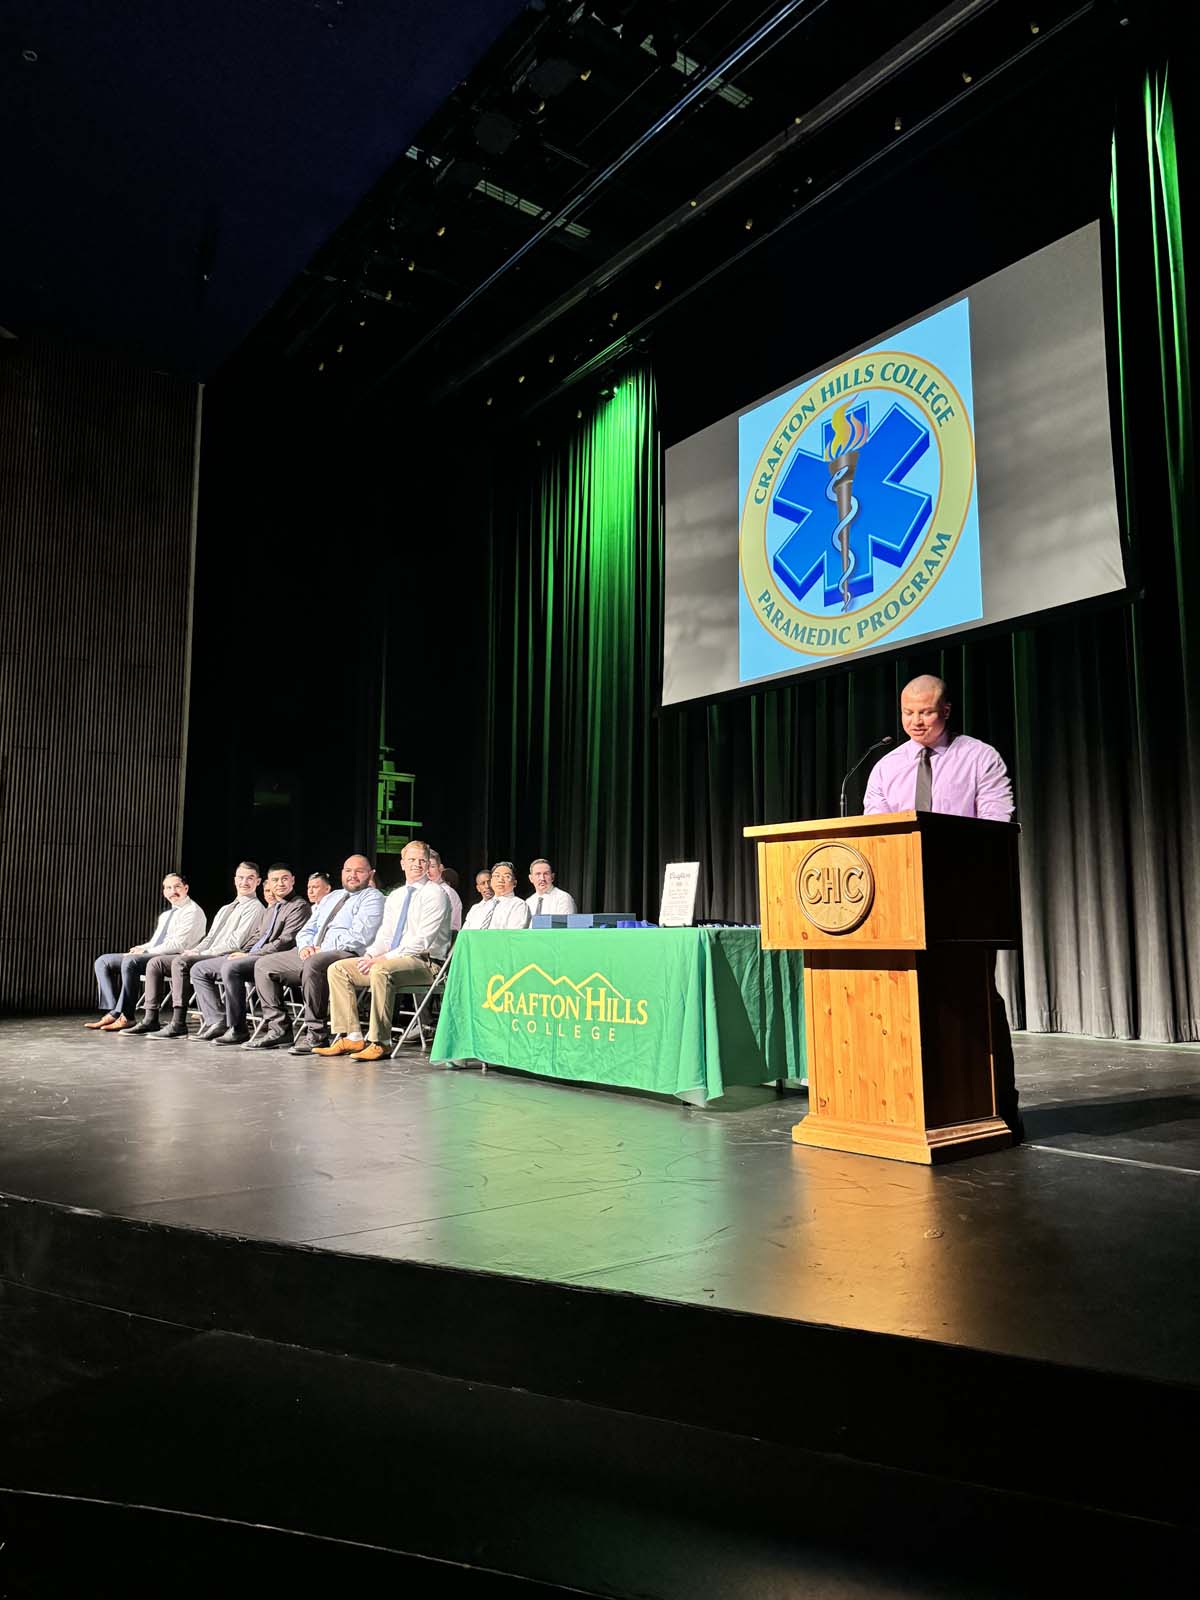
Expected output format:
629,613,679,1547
389,949,453,1057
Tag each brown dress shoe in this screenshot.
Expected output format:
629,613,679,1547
85,1016,117,1030
313,1037,365,1057
350,1043,387,1062
101,1016,132,1031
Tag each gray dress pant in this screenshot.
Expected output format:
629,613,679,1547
190,954,260,1030
252,948,347,1034
143,952,204,1010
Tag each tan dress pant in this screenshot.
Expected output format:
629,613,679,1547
327,953,434,1045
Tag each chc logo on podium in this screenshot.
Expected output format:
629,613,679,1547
796,842,875,934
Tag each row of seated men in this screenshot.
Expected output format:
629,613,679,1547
88,845,578,1062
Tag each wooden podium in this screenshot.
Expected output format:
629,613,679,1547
745,811,1020,1165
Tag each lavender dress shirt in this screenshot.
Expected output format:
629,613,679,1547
862,732,1014,821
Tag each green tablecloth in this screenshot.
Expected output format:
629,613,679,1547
430,928,805,1103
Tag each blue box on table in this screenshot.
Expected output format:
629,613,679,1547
531,912,636,929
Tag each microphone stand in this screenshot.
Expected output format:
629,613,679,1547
839,736,894,817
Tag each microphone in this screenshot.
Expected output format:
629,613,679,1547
840,736,894,817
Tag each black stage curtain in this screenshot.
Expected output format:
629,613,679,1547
473,53,1196,1043
0,340,198,1012
181,372,380,919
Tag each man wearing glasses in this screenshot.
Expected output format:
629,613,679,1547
462,863,532,930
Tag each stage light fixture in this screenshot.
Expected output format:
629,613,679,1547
318,361,325,372
518,373,526,383
548,352,556,363
962,70,973,83
385,289,393,301
689,199,697,208
407,260,416,272
653,279,663,290
1030,20,1039,33
336,343,344,354
436,225,446,237
580,68,592,81
744,217,754,230
486,396,494,406
611,310,619,321
893,115,902,131
358,319,366,327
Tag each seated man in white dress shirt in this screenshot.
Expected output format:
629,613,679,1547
127,861,265,1038
525,858,577,919
462,863,532,930
316,839,453,1063
88,873,207,1033
427,849,463,932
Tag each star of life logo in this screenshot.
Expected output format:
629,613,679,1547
739,349,976,658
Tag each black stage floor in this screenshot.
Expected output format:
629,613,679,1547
1,1017,1197,1383
1,1017,1197,1595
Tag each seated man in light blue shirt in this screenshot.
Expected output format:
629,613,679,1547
246,854,385,1053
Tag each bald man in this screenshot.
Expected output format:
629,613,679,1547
865,674,1021,1140
247,854,385,1052
863,675,1013,820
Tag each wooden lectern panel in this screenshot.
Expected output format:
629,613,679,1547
746,812,1019,1164
748,811,1020,952
803,953,921,1129
761,825,928,947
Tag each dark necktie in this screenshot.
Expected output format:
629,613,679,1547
534,896,544,917
249,904,281,954
315,892,350,947
914,747,933,812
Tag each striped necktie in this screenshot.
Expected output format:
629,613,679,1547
479,900,497,929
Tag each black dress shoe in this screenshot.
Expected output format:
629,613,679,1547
195,1022,226,1041
241,1031,292,1051
123,1018,160,1035
212,1028,250,1047
153,1019,190,1040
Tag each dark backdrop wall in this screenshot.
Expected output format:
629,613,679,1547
0,339,199,1012
180,369,382,920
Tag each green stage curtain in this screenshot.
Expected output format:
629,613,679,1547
484,370,663,915
483,60,1196,1041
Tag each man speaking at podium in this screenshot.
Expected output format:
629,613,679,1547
863,673,1021,1141
863,675,1013,820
